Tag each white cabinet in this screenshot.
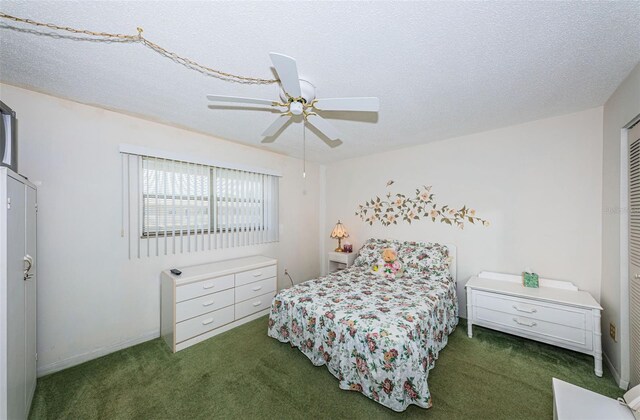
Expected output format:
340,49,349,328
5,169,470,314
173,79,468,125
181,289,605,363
161,256,277,352
327,252,357,273
466,271,603,376
0,168,37,419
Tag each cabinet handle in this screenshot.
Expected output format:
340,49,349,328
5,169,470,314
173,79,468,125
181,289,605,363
512,305,537,314
202,301,214,307
23,255,34,281
202,318,214,325
203,283,214,289
252,301,262,307
253,271,262,277
513,317,537,327
252,286,262,291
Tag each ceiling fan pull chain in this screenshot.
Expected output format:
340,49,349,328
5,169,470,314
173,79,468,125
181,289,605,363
303,121,307,179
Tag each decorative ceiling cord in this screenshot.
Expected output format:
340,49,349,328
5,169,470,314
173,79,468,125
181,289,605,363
0,11,279,85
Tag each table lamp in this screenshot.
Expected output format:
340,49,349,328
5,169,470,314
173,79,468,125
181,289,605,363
330,220,349,252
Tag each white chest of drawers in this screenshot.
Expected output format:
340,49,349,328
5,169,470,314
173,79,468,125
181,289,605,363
466,271,603,377
161,255,277,352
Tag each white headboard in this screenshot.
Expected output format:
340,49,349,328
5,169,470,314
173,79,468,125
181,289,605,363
444,243,457,284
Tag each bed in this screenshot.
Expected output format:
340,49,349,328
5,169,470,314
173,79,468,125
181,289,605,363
267,239,458,412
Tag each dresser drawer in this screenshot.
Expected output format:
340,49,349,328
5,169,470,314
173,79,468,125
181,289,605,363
175,305,235,343
475,307,591,350
176,289,234,322
235,291,276,319
176,274,234,303
235,265,277,287
235,277,276,303
474,291,587,329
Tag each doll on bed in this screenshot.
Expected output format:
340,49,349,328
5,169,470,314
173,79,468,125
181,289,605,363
372,248,403,279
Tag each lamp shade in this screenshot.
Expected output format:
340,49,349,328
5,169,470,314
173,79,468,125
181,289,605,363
330,220,349,239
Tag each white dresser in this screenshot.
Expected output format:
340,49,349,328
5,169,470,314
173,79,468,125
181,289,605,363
161,256,277,352
466,271,603,376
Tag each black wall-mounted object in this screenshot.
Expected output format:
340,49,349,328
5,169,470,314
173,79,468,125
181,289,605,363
0,100,18,173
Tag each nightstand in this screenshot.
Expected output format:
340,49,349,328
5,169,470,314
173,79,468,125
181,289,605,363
327,252,357,273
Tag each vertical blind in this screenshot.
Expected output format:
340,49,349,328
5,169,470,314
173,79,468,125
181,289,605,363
629,122,640,387
121,153,279,258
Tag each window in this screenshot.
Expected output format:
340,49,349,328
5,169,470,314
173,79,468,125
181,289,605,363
121,151,279,258
214,168,265,233
142,158,211,236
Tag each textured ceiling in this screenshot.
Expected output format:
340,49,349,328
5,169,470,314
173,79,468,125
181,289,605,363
0,1,639,163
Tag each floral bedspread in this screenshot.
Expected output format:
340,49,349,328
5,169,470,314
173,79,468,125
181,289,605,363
267,266,458,412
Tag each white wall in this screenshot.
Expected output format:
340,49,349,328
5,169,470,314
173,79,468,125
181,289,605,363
0,81,615,379
0,84,321,375
323,108,604,318
601,62,640,386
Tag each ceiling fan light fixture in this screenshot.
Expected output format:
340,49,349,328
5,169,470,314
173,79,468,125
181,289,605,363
290,101,303,115
279,79,316,104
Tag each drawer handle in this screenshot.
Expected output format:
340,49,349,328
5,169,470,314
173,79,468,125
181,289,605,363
202,318,214,325
253,271,262,277
203,283,215,290
513,317,537,327
252,286,263,291
512,305,537,314
252,301,262,307
202,300,214,307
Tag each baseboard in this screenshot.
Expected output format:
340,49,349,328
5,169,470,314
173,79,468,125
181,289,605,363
37,329,160,377
603,351,629,390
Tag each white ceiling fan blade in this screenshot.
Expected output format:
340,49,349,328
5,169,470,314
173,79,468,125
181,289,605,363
314,97,380,112
306,114,342,141
261,115,291,137
322,139,343,148
269,53,302,98
207,95,276,106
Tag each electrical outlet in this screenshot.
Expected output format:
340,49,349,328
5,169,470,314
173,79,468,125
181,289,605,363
610,323,617,342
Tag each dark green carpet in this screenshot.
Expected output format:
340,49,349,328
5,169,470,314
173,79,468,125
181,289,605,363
30,317,622,419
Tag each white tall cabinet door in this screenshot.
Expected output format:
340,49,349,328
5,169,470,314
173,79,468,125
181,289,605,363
6,176,26,420
0,168,36,420
24,184,36,410
629,122,640,388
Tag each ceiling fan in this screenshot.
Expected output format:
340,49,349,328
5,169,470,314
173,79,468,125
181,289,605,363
207,53,379,147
